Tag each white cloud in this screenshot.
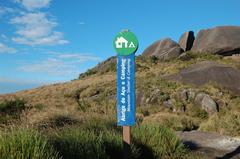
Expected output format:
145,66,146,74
11,12,56,38
0,77,44,85
0,43,17,53
1,34,8,41
10,12,68,46
14,0,52,10
58,53,101,62
18,53,101,76
19,58,71,76
78,22,85,25
0,6,15,15
12,31,68,45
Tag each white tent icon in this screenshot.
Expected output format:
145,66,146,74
129,42,135,48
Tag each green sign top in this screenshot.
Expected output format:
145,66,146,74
113,30,138,56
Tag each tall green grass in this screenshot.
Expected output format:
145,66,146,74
51,128,139,159
0,116,189,159
50,119,187,159
132,124,186,159
49,117,137,159
0,128,60,159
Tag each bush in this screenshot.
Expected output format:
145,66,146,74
0,98,26,113
132,124,186,159
0,128,60,159
34,103,45,111
179,52,222,61
0,99,27,124
150,56,159,64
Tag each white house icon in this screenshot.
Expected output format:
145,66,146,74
115,37,128,48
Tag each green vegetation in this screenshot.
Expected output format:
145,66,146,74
38,114,79,129
132,124,186,159
0,128,60,159
79,57,116,79
200,111,240,136
51,128,138,159
34,103,45,111
143,113,200,131
79,69,97,79
0,52,240,158
0,98,26,112
0,116,195,159
0,98,26,125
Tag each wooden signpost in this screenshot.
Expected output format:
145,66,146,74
114,30,138,159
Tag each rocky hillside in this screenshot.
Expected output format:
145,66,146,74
0,25,240,158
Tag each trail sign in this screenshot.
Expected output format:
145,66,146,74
116,54,135,126
114,30,138,126
114,30,138,159
114,31,139,56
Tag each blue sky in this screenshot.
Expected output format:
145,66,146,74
0,0,240,94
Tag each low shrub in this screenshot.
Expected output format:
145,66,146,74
0,98,27,124
0,98,26,113
34,103,45,111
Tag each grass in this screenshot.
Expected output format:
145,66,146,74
199,111,240,136
51,128,139,159
0,128,60,159
38,115,189,159
0,52,239,158
0,98,26,113
34,103,45,111
0,98,26,125
49,118,190,159
38,114,80,130
143,113,200,131
0,117,203,159
132,124,187,159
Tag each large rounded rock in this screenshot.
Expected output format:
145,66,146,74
178,31,195,51
194,93,218,113
142,38,183,60
166,61,240,96
192,26,240,55
177,131,240,158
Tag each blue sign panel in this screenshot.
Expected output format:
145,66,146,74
117,54,135,126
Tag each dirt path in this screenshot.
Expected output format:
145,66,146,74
177,131,240,159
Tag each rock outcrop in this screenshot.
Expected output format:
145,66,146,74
178,31,195,51
194,93,218,113
166,61,240,95
191,26,240,55
177,131,240,158
142,38,183,60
